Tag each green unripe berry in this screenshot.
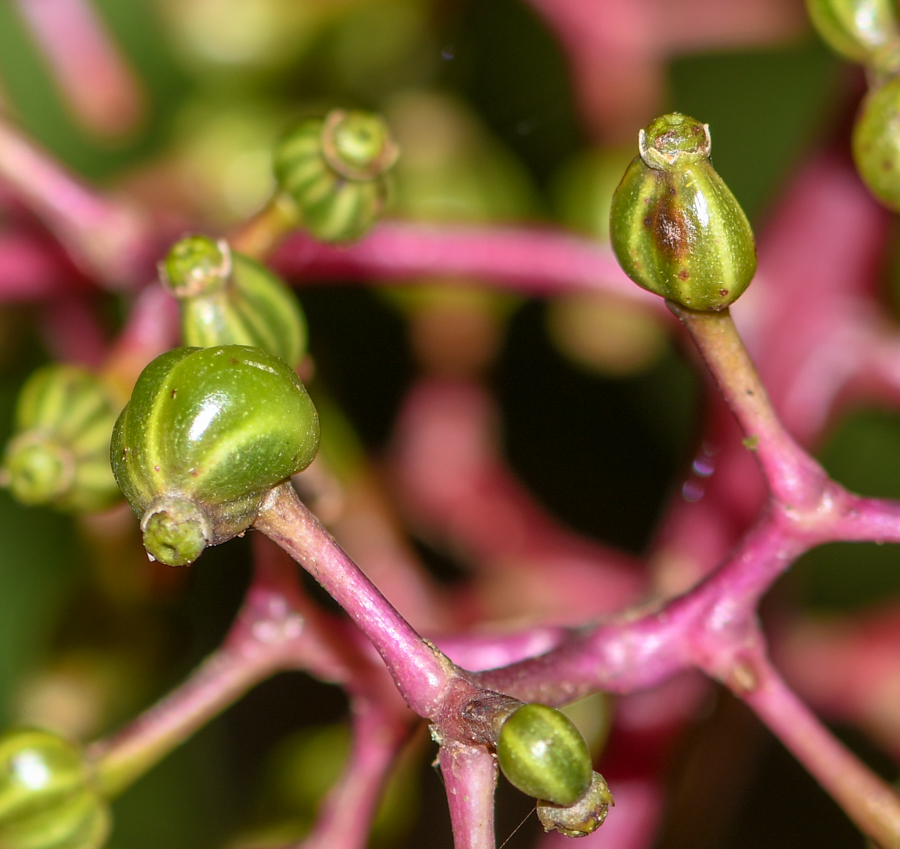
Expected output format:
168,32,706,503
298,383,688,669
160,236,308,368
853,75,900,211
111,345,320,566
161,235,230,298
537,771,614,838
0,728,110,849
806,0,900,64
273,109,399,243
1,365,122,513
609,113,757,311
496,704,592,807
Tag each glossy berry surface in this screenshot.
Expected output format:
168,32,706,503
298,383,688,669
0,728,110,849
610,113,757,311
496,704,592,807
111,345,319,565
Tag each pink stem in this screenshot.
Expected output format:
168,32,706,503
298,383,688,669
14,0,145,138
0,229,89,299
295,704,413,849
0,115,154,286
737,650,900,849
272,223,656,304
88,539,381,796
439,741,498,849
254,483,458,718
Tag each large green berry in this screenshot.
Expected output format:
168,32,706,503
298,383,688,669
806,0,899,64
853,75,900,211
111,345,319,566
160,236,308,368
1,365,122,513
496,704,592,807
609,113,757,311
0,728,110,849
273,109,398,243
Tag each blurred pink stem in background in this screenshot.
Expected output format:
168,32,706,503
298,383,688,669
13,0,145,138
525,0,807,140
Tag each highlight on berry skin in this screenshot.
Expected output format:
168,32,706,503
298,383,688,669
496,703,593,807
111,344,320,567
805,0,900,65
609,113,757,312
0,727,110,849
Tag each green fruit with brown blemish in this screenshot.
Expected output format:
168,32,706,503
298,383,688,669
609,113,757,311
496,704,592,807
160,236,308,368
0,728,110,849
1,365,122,513
111,345,319,566
273,109,398,243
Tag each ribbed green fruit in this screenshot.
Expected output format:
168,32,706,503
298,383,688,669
610,113,757,312
273,109,398,243
853,75,900,211
1,365,122,513
111,345,320,566
161,236,307,369
0,728,110,849
496,704,592,807
806,0,899,63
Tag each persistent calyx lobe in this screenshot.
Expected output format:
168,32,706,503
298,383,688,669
111,345,319,566
610,113,756,311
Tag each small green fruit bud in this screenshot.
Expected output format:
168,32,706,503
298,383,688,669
853,75,900,211
161,236,308,369
496,704,592,807
160,235,230,298
0,728,110,849
806,0,900,64
273,109,399,243
609,113,757,311
1,365,122,513
111,345,320,566
536,771,614,838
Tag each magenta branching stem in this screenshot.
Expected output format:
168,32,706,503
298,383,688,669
739,650,900,849
669,305,830,509
88,538,404,800
438,742,499,849
0,116,153,287
254,482,460,718
297,705,413,849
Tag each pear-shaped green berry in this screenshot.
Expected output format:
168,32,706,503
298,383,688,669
806,0,900,64
111,345,320,566
609,113,757,311
161,236,308,369
853,75,900,211
1,365,122,513
537,771,614,837
0,728,110,849
273,109,398,243
496,704,592,807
